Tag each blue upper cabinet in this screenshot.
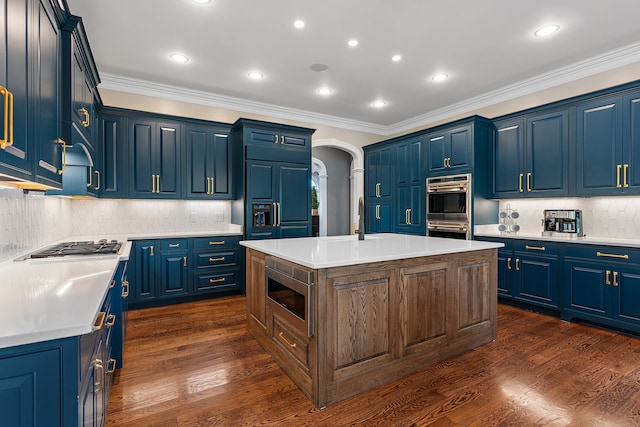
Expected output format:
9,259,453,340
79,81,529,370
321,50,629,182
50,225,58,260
492,109,568,198
577,89,640,196
0,0,64,188
97,113,127,197
185,124,232,199
237,118,312,164
128,119,182,198
426,125,472,175
365,146,392,199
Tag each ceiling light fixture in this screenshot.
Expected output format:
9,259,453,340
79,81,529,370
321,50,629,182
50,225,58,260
348,39,358,47
392,55,402,62
534,24,560,37
169,53,189,63
248,71,264,80
432,73,448,82
192,0,211,3
294,20,305,29
316,87,333,96
372,100,386,108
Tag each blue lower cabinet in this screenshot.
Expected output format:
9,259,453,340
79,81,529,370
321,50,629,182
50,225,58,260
366,201,392,233
159,249,189,298
496,246,513,297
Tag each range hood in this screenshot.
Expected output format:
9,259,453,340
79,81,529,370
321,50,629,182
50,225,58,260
46,143,95,198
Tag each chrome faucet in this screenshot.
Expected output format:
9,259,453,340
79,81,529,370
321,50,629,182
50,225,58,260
357,197,365,240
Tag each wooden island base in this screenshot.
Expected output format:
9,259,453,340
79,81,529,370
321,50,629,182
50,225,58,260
245,247,497,408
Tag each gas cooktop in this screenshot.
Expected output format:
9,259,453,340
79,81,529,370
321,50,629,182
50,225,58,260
21,240,122,260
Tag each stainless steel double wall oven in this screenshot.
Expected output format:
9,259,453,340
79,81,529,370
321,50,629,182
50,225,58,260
426,173,471,239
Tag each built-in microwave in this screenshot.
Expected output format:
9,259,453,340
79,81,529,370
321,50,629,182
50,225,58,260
426,173,471,239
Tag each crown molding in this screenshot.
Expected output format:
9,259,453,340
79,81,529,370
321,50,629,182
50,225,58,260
98,74,389,135
388,40,640,135
99,40,640,138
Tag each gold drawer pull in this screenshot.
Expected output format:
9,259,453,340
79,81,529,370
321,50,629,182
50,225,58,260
93,311,106,331
122,280,129,298
525,245,545,251
278,332,297,348
169,243,180,248
209,257,225,262
613,271,619,287
596,251,629,260
105,314,116,327
106,358,117,374
209,278,225,284
209,241,225,245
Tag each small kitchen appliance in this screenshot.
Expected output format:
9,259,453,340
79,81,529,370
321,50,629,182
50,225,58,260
542,209,583,237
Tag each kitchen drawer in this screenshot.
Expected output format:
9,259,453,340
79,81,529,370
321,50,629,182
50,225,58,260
195,250,239,268
564,244,640,264
160,239,188,251
193,270,239,293
271,315,309,370
192,235,241,250
513,240,559,256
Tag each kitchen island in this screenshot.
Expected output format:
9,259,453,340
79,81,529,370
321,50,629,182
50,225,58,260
241,234,503,408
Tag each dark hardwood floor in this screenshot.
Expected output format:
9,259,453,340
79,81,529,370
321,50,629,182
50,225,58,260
107,296,640,426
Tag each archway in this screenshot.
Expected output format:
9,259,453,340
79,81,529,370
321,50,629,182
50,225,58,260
311,157,328,236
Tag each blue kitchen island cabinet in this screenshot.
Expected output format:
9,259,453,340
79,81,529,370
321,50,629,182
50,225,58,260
0,0,65,189
575,90,640,196
185,124,232,199
563,245,640,334
492,109,569,198
128,119,182,198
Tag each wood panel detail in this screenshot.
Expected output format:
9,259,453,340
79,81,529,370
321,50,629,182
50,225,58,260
246,249,266,327
456,260,491,332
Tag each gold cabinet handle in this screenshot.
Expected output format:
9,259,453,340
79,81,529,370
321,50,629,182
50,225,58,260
525,245,545,251
151,174,156,193
209,241,225,245
80,108,90,127
93,311,106,331
443,157,447,168
613,271,619,287
515,258,520,271
106,358,117,374
86,166,93,187
206,177,211,194
527,172,532,192
446,157,451,168
169,243,180,248
109,279,115,289
507,257,512,270
122,280,129,298
519,173,524,192
617,164,622,188
105,314,116,327
156,175,161,193
596,251,629,260
183,256,187,267
57,138,67,174
274,134,278,144
273,202,277,226
210,177,215,194
94,170,100,190
375,182,381,197
277,202,281,226
209,257,225,262
278,331,297,348
376,204,380,220
0,86,14,149
209,278,225,284
94,359,104,392
280,135,285,144
406,208,411,224
605,270,611,285
624,164,629,188
150,245,154,257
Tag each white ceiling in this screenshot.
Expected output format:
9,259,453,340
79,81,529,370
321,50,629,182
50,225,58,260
66,0,640,134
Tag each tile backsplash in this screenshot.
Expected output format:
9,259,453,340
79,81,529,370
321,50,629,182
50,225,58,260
497,197,640,240
0,188,233,261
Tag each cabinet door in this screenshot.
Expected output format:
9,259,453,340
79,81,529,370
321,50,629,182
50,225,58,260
33,0,62,187
280,131,309,149
496,249,513,297
615,268,640,327
576,96,622,195
448,126,471,171
526,111,568,196
623,91,640,192
492,120,524,196
0,348,62,426
514,255,559,309
132,241,156,301
379,203,392,232
159,250,189,298
128,120,155,197
366,202,391,233
155,122,181,197
0,0,32,179
98,114,126,197
211,132,230,197
278,163,311,237
377,147,392,198
186,126,210,198
427,133,447,174
564,260,609,317
365,150,380,198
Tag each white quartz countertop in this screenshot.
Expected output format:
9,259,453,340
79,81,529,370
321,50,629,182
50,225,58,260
240,233,503,269
475,230,640,248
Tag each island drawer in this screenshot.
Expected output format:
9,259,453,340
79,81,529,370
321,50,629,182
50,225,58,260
272,315,309,369
192,236,241,250
194,250,239,268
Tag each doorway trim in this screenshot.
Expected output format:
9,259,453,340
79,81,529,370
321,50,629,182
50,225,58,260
311,157,328,237
312,138,364,233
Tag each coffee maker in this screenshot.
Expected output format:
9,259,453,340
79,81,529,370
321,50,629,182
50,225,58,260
542,209,583,237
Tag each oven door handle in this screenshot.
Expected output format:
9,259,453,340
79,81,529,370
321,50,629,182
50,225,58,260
428,223,468,232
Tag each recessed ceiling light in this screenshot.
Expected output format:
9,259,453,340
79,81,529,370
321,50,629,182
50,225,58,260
248,71,264,80
392,55,402,62
534,24,560,37
192,0,211,3
294,20,305,29
310,63,329,72
372,100,387,108
316,87,333,96
170,53,189,63
348,39,358,47
432,73,448,82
